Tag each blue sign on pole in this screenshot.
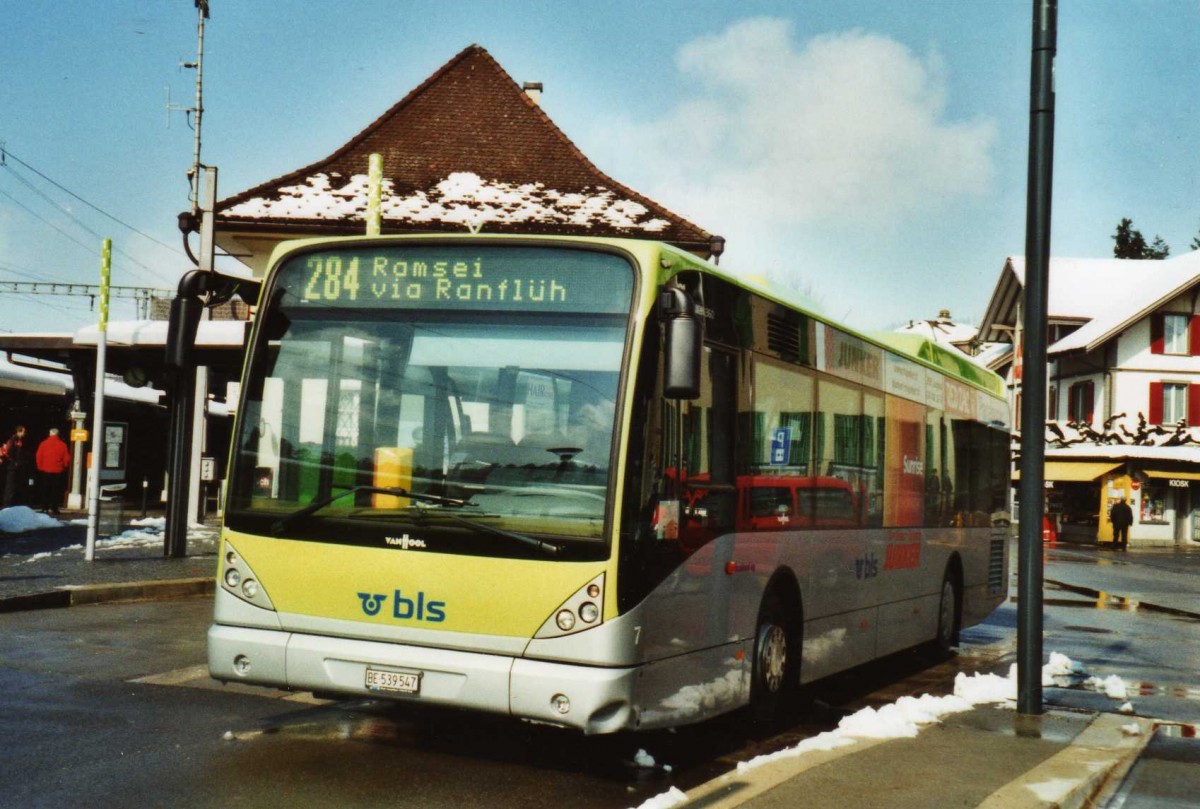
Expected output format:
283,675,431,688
770,427,791,466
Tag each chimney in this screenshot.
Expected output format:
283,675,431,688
523,82,543,106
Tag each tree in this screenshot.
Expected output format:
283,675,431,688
1112,218,1168,260
1191,222,1200,251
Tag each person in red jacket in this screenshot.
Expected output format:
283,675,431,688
35,428,71,515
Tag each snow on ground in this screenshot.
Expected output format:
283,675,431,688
628,653,1132,809
0,506,64,533
1,505,217,557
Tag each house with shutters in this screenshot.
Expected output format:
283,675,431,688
976,249,1200,547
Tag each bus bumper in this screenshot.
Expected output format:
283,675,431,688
208,624,640,734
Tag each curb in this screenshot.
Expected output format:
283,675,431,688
0,577,214,613
674,736,894,809
672,712,1154,809
977,713,1156,809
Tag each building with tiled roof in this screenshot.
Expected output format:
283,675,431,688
215,45,717,275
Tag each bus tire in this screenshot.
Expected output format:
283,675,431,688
935,565,962,653
750,591,799,726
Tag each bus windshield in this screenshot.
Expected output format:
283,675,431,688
226,244,636,548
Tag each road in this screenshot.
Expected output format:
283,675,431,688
2,542,1199,808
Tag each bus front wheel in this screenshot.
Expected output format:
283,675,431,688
750,593,799,726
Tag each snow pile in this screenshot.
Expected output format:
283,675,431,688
225,171,672,233
629,653,1133,809
0,506,64,533
1088,674,1129,700
7,514,218,559
631,788,687,809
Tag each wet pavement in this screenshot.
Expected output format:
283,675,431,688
3,517,1199,808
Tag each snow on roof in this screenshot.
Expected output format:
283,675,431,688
1049,249,1200,355
223,171,672,234
895,311,978,345
0,347,162,405
973,341,1011,371
1045,443,1200,464
72,320,248,348
1008,255,1144,321
0,350,71,395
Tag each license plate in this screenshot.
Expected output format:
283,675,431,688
365,667,421,695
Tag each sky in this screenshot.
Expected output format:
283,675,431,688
2,0,1198,336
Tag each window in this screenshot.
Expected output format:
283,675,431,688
1067,381,1094,424
1163,383,1189,424
1149,381,1200,426
1151,313,1199,355
816,375,867,526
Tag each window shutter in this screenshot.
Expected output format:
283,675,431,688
1149,381,1164,424
1190,385,1200,426
1190,315,1200,356
1083,381,1095,423
1150,314,1165,354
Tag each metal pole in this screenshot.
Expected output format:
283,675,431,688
1017,0,1057,716
67,404,86,510
85,239,112,561
188,2,207,214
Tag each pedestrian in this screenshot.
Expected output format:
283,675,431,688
1,425,32,507
1110,498,1133,550
35,428,71,515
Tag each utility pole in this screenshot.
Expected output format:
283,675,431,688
187,1,209,215
164,0,212,558
1017,0,1057,717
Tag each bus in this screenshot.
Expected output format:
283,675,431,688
208,234,1011,734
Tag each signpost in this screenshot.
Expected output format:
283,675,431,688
85,239,112,562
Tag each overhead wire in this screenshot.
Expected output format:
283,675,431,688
0,147,184,256
0,170,166,288
0,150,190,289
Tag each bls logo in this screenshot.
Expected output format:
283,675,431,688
358,590,446,623
854,553,880,580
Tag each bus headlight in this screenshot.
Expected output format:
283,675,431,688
220,541,276,612
535,573,606,639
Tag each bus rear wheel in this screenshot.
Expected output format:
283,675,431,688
935,568,961,653
750,594,798,726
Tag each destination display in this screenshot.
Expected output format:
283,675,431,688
277,245,635,314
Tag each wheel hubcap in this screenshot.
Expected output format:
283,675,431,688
758,624,787,693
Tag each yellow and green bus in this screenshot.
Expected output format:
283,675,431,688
209,234,1010,733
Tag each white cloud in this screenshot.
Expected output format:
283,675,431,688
625,19,996,228
594,20,993,304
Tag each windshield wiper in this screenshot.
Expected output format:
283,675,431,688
270,486,471,535
420,511,561,556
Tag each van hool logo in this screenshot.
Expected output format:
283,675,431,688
385,533,426,550
357,590,446,623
